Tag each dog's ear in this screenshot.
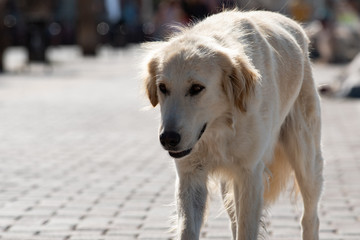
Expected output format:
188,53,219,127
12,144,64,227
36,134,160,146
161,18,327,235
144,57,159,107
218,52,260,112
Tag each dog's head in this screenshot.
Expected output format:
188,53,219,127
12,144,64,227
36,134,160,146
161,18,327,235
143,37,259,159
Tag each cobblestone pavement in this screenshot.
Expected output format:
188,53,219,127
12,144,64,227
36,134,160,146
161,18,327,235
0,46,359,240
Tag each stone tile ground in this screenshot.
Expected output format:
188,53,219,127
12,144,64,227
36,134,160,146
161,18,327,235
0,47,359,240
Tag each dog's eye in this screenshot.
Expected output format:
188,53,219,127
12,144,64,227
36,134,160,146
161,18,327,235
159,83,169,95
189,84,205,96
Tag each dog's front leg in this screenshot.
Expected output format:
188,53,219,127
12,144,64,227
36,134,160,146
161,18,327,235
175,163,208,240
233,163,264,240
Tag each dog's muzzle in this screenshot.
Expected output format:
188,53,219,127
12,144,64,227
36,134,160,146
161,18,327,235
164,123,207,159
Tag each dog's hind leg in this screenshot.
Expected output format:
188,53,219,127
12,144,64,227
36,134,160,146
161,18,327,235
297,151,323,240
281,128,323,240
280,69,324,240
233,162,264,240
220,181,236,239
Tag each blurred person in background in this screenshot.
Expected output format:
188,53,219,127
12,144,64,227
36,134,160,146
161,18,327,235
181,0,210,20
52,0,76,45
122,0,142,43
104,0,126,47
18,0,55,62
0,0,10,72
77,0,104,56
331,0,360,62
105,0,122,25
289,0,312,22
153,0,188,40
308,0,360,63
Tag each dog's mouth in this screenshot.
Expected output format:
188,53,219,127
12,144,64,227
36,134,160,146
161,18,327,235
198,123,207,140
168,123,207,159
169,149,192,158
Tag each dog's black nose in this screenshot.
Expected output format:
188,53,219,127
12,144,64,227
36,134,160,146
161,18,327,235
160,131,181,148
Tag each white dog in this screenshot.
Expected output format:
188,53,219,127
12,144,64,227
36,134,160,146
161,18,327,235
143,10,323,240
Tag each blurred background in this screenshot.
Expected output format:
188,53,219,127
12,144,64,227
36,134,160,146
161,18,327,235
1,0,360,72
0,1,360,240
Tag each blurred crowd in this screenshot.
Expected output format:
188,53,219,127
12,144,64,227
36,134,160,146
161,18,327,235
1,0,360,72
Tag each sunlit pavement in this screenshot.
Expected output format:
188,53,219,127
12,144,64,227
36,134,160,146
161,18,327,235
0,46,359,240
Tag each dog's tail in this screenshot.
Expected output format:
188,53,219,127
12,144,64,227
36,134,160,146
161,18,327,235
263,142,299,205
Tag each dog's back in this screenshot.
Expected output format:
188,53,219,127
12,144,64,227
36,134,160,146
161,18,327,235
178,11,310,123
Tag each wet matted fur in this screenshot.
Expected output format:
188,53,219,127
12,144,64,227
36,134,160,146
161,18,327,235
143,10,323,240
